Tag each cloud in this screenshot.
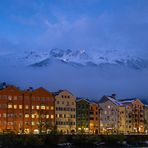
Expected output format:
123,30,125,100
0,0,148,57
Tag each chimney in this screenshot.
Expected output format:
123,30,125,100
27,87,33,91
111,94,116,99
2,82,7,89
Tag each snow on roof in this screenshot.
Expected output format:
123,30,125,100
107,97,123,106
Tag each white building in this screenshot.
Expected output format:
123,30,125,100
54,90,76,134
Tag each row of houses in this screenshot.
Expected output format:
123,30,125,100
0,83,147,134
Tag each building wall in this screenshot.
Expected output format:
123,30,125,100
0,86,55,134
100,100,119,134
124,99,144,133
76,99,90,133
55,90,76,133
144,106,148,134
89,103,100,134
118,106,126,133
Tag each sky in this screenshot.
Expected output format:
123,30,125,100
0,0,148,56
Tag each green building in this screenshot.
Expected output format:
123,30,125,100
76,98,90,133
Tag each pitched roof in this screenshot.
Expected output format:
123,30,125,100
53,89,74,96
99,96,122,106
76,97,90,103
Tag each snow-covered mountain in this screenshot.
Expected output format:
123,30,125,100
0,48,148,99
0,48,147,70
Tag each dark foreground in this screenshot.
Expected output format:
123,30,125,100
0,134,147,148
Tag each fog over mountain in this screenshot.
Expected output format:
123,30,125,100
0,48,148,101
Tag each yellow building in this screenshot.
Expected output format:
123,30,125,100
89,102,100,134
54,90,76,134
144,105,148,134
118,106,126,134
120,98,144,134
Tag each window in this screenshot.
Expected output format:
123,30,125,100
25,105,29,109
25,114,29,118
8,96,12,100
51,106,54,110
19,105,22,109
46,115,49,118
32,114,35,118
31,122,35,126
46,106,49,110
108,105,111,109
8,104,12,109
36,106,39,110
41,105,45,110
14,105,17,109
51,115,54,119
13,96,17,100
32,106,34,109
3,113,6,118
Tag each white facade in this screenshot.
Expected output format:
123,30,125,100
55,90,76,134
99,97,120,134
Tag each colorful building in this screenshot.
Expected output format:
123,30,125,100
99,95,120,134
54,90,76,134
144,105,148,134
120,98,144,133
89,102,100,134
76,98,90,133
0,84,55,134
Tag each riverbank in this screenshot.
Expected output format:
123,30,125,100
0,134,147,147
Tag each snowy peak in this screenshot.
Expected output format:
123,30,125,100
49,48,91,63
0,48,147,70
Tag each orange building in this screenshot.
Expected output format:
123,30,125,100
89,102,100,134
0,84,55,134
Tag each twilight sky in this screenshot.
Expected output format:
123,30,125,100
0,0,148,56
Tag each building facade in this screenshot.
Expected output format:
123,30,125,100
76,98,90,133
120,99,144,134
144,105,148,134
89,102,100,134
99,95,120,134
0,85,55,134
54,90,76,134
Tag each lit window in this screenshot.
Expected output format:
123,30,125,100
14,105,17,109
25,105,29,109
32,106,34,109
46,115,49,118
31,122,35,126
32,114,35,118
8,104,12,109
51,106,54,110
25,114,29,118
108,105,111,109
46,106,49,110
51,115,54,119
3,113,6,118
41,105,45,110
36,106,39,110
19,105,22,109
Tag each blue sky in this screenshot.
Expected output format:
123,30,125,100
0,0,148,56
